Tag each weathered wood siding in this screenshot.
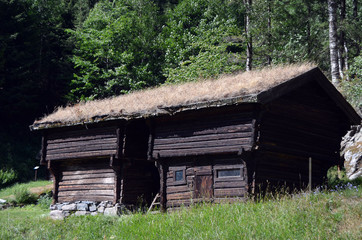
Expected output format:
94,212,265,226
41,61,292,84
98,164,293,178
255,82,350,188
57,159,116,202
46,127,118,161
153,110,255,158
165,157,247,208
121,161,160,206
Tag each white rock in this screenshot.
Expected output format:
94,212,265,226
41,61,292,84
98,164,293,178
0,199,6,204
75,211,89,216
104,206,119,216
61,203,77,211
76,203,88,211
89,204,97,212
97,206,105,213
50,210,64,220
342,125,362,180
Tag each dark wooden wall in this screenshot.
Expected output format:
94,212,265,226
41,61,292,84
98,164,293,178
255,82,351,189
57,159,116,202
46,126,118,161
164,157,247,208
152,106,256,159
121,160,160,206
124,120,149,159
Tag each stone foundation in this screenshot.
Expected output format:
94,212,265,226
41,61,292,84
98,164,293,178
49,201,128,220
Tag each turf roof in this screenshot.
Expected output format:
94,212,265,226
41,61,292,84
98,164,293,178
32,63,317,130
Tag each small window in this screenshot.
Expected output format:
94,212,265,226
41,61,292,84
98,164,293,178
170,166,186,185
175,170,184,182
214,165,244,182
217,169,241,178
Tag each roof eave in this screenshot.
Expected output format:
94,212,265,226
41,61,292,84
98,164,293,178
30,95,258,131
256,67,361,125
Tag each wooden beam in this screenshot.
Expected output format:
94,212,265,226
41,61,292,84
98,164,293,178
157,161,167,212
47,160,60,204
40,134,47,165
146,119,155,161
110,155,121,204
115,127,123,160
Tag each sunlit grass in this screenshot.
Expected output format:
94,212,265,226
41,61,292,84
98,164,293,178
0,186,360,240
0,180,52,200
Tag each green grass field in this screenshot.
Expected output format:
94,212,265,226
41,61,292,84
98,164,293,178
0,183,361,240
0,181,52,200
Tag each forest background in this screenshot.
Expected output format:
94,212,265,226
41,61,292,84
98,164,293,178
0,0,360,184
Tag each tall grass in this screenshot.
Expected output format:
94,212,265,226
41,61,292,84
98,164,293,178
0,186,360,240
0,180,51,200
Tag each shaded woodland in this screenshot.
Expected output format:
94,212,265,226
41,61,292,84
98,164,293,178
0,0,360,183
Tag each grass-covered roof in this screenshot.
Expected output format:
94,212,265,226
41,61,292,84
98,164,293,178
32,63,317,130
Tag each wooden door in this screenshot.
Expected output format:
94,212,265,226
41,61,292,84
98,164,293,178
194,175,213,199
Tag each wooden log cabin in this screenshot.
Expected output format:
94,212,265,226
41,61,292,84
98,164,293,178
31,64,361,209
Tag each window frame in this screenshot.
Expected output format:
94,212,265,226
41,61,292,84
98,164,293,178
170,166,186,185
214,165,244,182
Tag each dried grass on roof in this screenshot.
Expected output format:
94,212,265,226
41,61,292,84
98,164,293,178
35,63,315,125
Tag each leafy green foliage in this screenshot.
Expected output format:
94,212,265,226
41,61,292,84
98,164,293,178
67,0,164,101
252,0,329,68
37,194,52,209
161,0,245,83
0,169,17,189
327,166,362,189
341,55,362,112
0,0,361,182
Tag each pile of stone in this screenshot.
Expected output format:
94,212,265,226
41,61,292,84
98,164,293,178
50,201,127,220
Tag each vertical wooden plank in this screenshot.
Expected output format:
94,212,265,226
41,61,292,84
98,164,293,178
146,119,155,161
110,155,121,204
121,125,127,157
116,124,125,203
47,160,59,204
115,127,123,160
157,161,167,212
40,134,47,165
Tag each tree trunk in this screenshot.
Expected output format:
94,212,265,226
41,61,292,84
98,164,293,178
244,0,253,71
306,0,312,58
353,0,358,20
338,0,347,79
267,0,272,65
328,0,341,85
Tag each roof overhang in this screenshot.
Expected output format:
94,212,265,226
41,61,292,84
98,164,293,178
30,67,361,131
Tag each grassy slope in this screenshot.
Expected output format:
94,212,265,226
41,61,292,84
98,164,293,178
0,187,361,240
0,181,52,200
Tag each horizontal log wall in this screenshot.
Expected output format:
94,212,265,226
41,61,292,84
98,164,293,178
256,82,350,188
166,158,247,208
153,111,255,158
46,127,118,161
57,159,116,203
121,161,160,206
